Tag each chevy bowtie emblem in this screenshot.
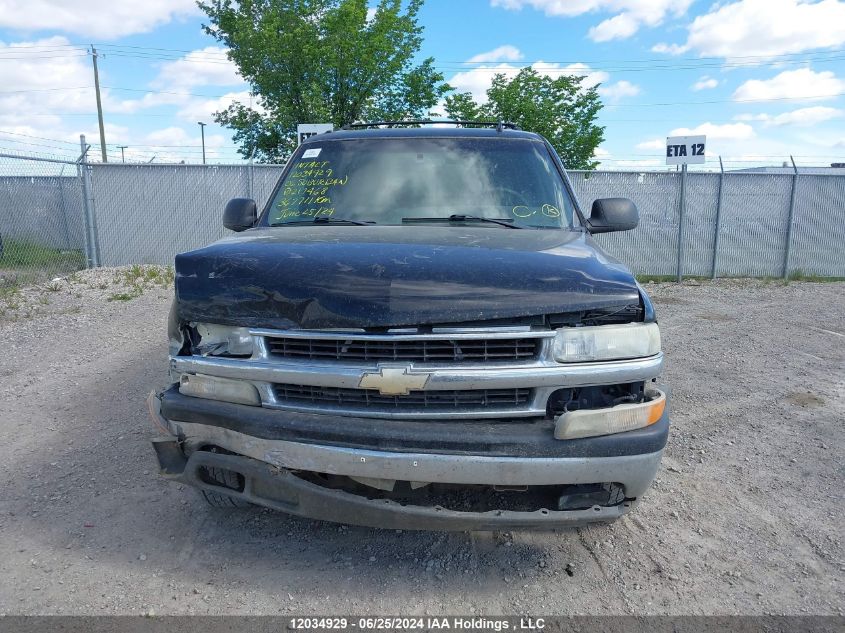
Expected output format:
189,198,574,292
358,365,431,395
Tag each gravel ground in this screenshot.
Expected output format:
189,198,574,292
0,269,842,616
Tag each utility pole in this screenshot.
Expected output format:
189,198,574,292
90,45,107,162
118,145,128,163
197,121,207,164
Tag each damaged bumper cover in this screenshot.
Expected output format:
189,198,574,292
149,388,668,530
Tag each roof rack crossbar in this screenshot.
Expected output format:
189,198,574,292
341,120,521,131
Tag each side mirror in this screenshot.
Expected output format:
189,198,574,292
223,198,257,232
586,198,639,234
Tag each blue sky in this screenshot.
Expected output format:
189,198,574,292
1,0,844,169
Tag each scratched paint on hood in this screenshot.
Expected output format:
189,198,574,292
174,225,640,330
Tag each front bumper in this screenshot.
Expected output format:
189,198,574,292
150,387,669,530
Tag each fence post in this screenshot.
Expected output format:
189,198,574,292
247,146,255,200
57,163,73,251
711,156,725,279
676,164,687,283
77,135,96,268
782,156,799,280
88,165,102,266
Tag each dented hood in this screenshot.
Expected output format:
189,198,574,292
174,226,640,329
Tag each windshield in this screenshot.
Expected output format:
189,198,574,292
266,137,578,229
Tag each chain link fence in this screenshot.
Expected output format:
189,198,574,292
1,152,843,290
0,154,88,286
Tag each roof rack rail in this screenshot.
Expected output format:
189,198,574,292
341,120,521,132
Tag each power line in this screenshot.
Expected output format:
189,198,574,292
94,42,845,64
0,54,89,60
0,130,80,145
90,48,845,74
0,86,91,94
434,56,845,74
604,92,845,108
6,82,837,106
101,85,243,98
6,41,845,74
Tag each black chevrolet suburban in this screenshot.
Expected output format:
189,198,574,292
149,122,668,531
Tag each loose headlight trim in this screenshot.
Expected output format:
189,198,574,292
552,322,661,363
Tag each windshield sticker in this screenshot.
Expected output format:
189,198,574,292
301,148,322,158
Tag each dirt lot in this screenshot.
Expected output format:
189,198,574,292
0,270,842,616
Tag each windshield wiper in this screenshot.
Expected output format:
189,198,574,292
402,214,522,229
272,217,375,226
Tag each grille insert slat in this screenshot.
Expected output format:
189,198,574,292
265,336,539,363
272,384,531,410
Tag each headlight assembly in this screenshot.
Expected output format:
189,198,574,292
552,322,660,363
194,322,254,357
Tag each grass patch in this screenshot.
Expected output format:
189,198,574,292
113,264,174,289
0,282,20,298
785,270,845,283
107,265,175,302
0,239,86,273
107,289,143,302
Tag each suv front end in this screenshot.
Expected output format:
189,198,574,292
149,124,669,530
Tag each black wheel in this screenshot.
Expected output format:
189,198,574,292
199,466,253,508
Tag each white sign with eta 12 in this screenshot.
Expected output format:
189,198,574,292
666,135,706,165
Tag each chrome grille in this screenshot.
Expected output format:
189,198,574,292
265,335,539,363
272,383,531,410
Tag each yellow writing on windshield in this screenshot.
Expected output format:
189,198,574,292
274,159,348,221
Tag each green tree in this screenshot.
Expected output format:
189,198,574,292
199,0,450,162
444,67,605,170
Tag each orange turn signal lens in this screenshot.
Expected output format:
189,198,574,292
554,389,666,440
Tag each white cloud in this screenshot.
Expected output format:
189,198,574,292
128,126,230,163
736,106,844,127
692,76,719,91
0,38,247,162
448,59,633,104
0,36,100,131
589,12,639,42
598,79,641,101
176,91,258,122
636,139,665,151
733,68,845,102
0,0,199,39
449,63,523,103
651,42,689,54
670,122,755,140
733,113,770,122
467,45,524,63
601,158,664,169
490,0,692,41
768,106,844,126
110,47,248,118
154,47,242,90
547,62,609,87
653,0,845,58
